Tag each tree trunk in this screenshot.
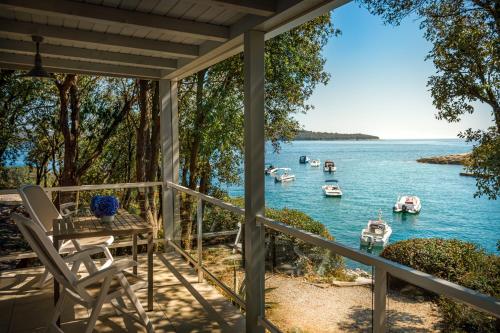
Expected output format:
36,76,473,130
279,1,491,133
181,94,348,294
493,104,500,134
181,69,207,250
56,74,78,189
55,74,77,205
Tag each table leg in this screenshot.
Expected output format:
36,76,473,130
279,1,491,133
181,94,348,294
147,231,153,311
53,237,60,326
132,233,138,275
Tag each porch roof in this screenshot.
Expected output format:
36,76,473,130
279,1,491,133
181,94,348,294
0,0,348,80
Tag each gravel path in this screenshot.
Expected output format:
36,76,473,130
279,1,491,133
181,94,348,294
265,274,441,333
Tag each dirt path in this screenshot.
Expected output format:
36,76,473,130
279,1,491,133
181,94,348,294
265,274,441,333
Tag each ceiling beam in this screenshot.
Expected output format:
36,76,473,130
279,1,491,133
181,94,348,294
0,19,199,59
0,51,162,79
0,38,177,70
0,0,229,42
164,0,348,80
184,0,276,17
0,62,154,79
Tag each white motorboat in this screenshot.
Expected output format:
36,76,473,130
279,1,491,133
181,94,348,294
299,155,310,164
393,195,421,214
360,211,392,248
323,160,336,173
274,168,296,183
322,180,342,197
310,159,320,167
265,164,278,175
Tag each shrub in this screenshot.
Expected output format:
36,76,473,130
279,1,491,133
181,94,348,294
381,238,500,332
0,166,35,189
203,193,345,280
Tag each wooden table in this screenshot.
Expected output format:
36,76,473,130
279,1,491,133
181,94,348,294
52,209,154,318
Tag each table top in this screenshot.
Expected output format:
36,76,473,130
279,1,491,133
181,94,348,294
53,209,152,240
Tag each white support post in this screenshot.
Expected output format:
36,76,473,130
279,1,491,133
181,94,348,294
374,267,387,333
159,79,179,246
244,29,266,333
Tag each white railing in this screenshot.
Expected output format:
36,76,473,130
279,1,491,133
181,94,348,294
166,181,246,308
0,182,164,263
0,181,163,196
165,181,500,333
2,181,499,332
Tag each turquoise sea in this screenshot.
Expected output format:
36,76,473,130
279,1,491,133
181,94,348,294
226,140,500,254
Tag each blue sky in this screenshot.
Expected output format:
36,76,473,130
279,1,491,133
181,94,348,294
295,2,494,139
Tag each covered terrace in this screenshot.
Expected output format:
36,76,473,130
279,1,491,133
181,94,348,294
0,0,498,332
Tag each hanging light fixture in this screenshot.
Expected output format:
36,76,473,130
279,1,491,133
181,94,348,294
24,35,54,79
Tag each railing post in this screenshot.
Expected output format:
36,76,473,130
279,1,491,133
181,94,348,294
159,79,179,248
244,29,266,333
374,266,387,333
197,197,203,282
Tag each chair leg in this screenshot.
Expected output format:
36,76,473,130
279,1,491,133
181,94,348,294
114,296,127,315
84,277,112,333
101,247,114,269
118,274,154,333
70,260,82,274
48,290,67,332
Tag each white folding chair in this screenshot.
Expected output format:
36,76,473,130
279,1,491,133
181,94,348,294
12,213,154,333
18,185,114,288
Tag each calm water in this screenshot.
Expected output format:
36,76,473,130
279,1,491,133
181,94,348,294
226,140,500,253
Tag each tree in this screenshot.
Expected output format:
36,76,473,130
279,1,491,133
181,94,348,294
0,70,46,169
177,14,339,246
54,75,137,189
361,0,500,199
134,80,162,236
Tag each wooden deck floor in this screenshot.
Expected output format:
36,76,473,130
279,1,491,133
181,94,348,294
0,252,245,333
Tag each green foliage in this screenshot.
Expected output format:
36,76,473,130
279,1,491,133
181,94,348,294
0,167,35,189
381,238,500,332
0,70,52,171
265,207,333,240
265,207,346,280
462,128,500,199
361,0,500,199
178,14,338,191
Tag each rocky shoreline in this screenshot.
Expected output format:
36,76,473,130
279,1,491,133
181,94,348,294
417,152,470,165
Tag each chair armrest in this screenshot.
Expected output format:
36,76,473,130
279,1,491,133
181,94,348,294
63,246,107,263
110,258,138,271
75,259,137,288
60,202,78,217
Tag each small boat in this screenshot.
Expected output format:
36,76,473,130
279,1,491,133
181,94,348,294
322,180,342,197
310,159,320,167
299,156,310,164
265,164,278,175
393,195,421,214
274,168,296,183
323,160,336,173
360,211,392,248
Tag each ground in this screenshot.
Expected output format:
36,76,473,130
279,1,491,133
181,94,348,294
266,274,441,333
197,244,442,333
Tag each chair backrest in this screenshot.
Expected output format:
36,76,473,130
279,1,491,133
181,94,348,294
18,184,61,232
12,213,76,290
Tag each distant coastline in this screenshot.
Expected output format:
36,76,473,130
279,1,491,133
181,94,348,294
294,130,379,141
417,152,470,165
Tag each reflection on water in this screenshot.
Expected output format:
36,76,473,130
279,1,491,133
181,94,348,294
392,212,420,224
